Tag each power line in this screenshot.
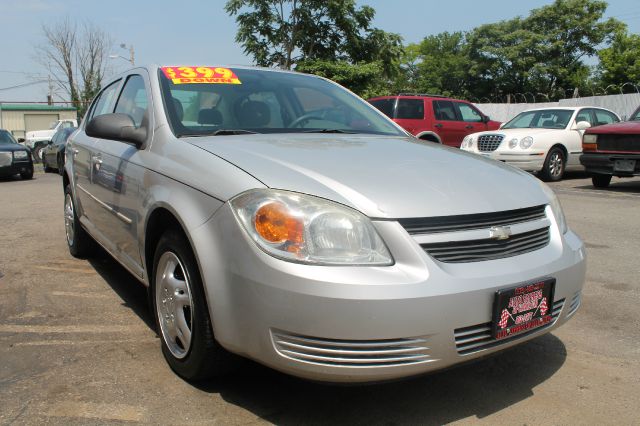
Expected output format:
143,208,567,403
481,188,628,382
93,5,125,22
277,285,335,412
0,80,49,91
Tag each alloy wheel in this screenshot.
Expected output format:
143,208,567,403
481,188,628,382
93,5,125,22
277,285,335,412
155,252,194,359
64,193,75,246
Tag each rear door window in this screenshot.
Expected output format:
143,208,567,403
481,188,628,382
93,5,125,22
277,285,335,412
433,100,458,121
593,109,619,126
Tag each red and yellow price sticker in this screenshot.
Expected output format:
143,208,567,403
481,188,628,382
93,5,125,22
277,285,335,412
161,66,242,85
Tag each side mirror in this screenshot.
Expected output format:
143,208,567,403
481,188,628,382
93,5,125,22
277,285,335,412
18,138,25,143
575,121,591,131
482,115,490,123
85,113,146,148
47,140,53,145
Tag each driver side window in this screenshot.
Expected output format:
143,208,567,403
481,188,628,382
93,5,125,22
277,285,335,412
114,75,148,128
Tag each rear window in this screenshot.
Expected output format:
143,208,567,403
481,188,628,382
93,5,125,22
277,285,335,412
369,98,424,119
369,99,395,118
395,99,424,119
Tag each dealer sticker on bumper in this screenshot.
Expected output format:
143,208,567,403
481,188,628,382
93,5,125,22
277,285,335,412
492,278,555,340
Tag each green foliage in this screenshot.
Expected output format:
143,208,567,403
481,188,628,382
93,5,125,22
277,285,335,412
597,29,640,89
225,0,402,76
295,60,387,99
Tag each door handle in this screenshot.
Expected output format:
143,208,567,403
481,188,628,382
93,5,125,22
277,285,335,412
465,125,474,129
434,123,443,128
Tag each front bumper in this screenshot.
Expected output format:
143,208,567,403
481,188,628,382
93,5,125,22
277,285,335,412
580,152,640,177
0,161,33,177
464,149,546,171
192,204,586,383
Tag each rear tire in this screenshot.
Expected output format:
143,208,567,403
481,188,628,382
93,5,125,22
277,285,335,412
64,184,95,258
152,229,237,381
592,174,612,188
43,157,52,173
540,147,565,182
20,168,33,180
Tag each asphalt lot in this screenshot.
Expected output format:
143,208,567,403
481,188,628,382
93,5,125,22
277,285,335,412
1,169,639,425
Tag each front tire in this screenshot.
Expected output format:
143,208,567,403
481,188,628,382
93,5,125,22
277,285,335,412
64,184,95,258
34,145,45,163
540,147,565,182
152,229,236,381
20,168,33,180
592,174,612,188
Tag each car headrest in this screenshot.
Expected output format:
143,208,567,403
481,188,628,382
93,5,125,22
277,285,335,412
172,98,184,122
198,108,223,125
235,100,270,127
542,119,555,127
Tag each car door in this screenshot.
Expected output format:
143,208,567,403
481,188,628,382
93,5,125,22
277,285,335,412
72,79,123,241
87,73,151,277
44,131,60,166
454,101,487,136
393,98,425,136
432,100,468,147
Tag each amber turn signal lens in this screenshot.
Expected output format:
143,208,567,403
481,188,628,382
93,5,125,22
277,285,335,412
254,202,304,246
582,142,597,152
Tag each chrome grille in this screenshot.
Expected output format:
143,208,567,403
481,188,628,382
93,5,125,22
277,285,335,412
420,227,550,263
597,134,640,152
477,134,504,152
454,298,565,355
272,331,431,367
399,205,546,234
0,152,11,167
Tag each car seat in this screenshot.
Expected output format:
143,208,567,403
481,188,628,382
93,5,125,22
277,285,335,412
198,108,223,126
235,100,271,127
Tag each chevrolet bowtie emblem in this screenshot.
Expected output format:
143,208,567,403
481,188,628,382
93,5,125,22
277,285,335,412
489,226,512,240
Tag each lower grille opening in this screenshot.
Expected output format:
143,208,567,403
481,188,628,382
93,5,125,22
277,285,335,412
454,298,565,355
272,331,432,367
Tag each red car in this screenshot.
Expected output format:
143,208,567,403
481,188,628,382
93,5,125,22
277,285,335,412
368,94,501,147
581,105,640,188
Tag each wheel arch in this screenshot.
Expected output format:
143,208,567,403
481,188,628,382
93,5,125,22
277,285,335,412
549,143,568,160
415,131,442,143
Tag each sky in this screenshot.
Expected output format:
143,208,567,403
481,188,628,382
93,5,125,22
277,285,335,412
1,0,639,102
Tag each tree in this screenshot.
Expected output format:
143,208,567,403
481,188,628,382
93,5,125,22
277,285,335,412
597,29,640,89
225,0,402,77
36,17,112,116
295,59,385,98
465,0,621,100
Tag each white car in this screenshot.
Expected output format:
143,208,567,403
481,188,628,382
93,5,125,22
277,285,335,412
460,107,620,181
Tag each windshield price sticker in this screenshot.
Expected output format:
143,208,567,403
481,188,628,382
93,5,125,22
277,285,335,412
161,66,241,85
492,278,555,340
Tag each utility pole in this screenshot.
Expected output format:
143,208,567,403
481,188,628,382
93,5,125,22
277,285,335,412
129,45,135,66
47,75,53,105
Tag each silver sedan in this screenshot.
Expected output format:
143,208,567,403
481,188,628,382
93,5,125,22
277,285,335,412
63,65,585,383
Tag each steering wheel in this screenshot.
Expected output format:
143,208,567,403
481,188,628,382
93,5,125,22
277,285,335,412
288,113,325,128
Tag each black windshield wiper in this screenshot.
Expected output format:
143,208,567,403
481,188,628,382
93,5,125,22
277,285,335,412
178,129,258,138
302,129,358,134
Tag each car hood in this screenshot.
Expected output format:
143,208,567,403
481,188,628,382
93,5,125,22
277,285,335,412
187,134,550,219
586,121,640,134
0,143,30,153
473,128,564,139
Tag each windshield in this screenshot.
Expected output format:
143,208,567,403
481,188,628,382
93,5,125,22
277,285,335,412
0,130,17,144
159,66,404,137
502,109,573,130
49,122,58,129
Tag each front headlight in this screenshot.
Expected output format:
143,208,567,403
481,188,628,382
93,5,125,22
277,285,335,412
13,151,28,159
583,134,597,144
230,189,393,265
461,135,473,149
540,183,567,234
520,136,534,149
508,138,518,149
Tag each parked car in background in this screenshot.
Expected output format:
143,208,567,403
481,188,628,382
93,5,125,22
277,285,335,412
460,106,620,181
64,65,585,384
581,105,640,188
24,118,78,163
0,129,34,179
368,94,501,147
42,126,76,175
